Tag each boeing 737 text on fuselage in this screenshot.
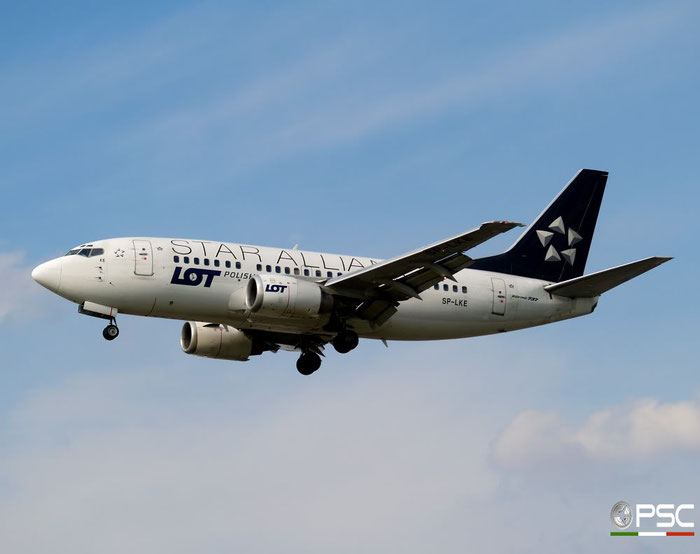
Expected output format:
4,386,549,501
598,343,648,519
32,170,671,375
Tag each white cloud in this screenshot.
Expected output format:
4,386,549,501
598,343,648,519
493,398,700,467
259,4,685,154
0,252,42,324
491,409,575,466
1,340,697,553
576,398,700,459
117,2,689,173
0,362,501,553
0,4,227,128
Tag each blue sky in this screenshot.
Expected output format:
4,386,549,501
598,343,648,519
1,1,698,552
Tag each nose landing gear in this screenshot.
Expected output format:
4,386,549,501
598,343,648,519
102,319,119,341
78,302,121,341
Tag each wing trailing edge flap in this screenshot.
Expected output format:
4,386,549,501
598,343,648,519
356,300,398,328
544,256,672,298
330,221,524,327
327,221,524,301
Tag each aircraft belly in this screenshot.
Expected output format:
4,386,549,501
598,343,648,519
150,281,229,320
357,273,588,341
234,316,330,334
358,287,502,340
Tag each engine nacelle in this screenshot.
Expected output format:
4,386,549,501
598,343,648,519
180,321,253,361
245,274,333,318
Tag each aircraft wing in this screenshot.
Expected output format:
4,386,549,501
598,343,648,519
325,221,523,325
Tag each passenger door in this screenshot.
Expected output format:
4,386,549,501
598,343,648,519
133,240,154,276
491,277,506,316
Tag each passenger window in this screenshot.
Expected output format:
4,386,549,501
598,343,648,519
434,284,439,290
293,268,300,275
256,264,262,271
266,265,272,272
214,260,220,267
327,271,333,278
275,266,281,273
453,285,458,292
235,262,241,269
184,257,190,264
284,267,290,274
315,270,322,277
303,269,310,276
443,284,448,291
204,259,210,266
462,286,467,293
174,256,180,263
194,257,200,265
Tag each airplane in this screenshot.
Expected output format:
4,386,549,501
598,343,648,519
31,169,670,375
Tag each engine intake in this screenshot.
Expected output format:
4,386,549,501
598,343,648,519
245,274,333,318
181,321,253,361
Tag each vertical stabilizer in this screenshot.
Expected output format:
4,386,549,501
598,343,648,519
471,169,608,282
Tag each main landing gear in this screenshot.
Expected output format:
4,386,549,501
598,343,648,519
295,330,359,375
102,319,119,341
332,330,359,354
296,351,322,376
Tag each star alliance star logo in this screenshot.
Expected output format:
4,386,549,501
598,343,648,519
114,249,125,258
536,216,582,265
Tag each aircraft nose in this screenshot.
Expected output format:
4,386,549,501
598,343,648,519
32,258,62,293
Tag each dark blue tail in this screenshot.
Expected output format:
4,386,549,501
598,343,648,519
470,169,608,283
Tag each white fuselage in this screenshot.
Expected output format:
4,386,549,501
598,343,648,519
36,237,598,341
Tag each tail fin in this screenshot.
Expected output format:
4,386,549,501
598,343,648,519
471,169,608,282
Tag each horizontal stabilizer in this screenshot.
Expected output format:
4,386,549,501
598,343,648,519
544,256,672,298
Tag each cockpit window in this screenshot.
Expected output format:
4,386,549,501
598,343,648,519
65,246,104,257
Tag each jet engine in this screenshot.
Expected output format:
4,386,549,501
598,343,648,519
245,274,333,318
181,321,253,361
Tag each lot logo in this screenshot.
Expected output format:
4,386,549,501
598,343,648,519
171,267,221,288
265,284,288,293
610,501,695,537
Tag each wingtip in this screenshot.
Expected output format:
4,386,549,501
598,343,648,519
488,220,526,228
645,256,673,267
